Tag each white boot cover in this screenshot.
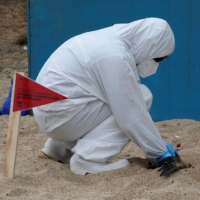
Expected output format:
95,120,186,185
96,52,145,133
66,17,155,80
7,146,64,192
70,153,130,175
42,138,73,164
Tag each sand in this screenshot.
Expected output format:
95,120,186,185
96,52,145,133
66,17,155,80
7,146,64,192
1,1,200,199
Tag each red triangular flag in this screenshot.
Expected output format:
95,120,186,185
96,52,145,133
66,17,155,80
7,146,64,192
13,73,67,112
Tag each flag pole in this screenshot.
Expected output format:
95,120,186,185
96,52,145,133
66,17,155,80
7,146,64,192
2,72,24,178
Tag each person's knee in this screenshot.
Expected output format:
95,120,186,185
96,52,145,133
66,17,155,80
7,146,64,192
139,84,153,111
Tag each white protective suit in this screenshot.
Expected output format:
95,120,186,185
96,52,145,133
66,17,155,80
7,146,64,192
33,18,175,161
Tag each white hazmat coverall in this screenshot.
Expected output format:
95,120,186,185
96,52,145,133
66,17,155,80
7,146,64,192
33,18,175,164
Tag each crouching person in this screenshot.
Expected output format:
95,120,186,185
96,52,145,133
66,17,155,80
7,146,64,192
33,18,183,176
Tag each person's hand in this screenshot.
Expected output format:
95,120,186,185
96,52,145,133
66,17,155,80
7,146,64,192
164,142,178,156
148,142,191,176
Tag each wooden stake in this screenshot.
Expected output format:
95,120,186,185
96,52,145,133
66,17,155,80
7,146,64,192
2,72,24,178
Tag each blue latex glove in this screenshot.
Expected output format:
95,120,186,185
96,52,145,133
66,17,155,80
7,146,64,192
164,142,178,157
156,142,178,163
156,151,172,163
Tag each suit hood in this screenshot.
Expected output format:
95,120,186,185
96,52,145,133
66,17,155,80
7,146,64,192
114,18,175,64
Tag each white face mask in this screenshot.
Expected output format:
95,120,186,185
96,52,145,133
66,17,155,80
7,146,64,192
136,59,159,78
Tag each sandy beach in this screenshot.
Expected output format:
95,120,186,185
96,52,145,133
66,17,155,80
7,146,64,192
1,1,200,199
